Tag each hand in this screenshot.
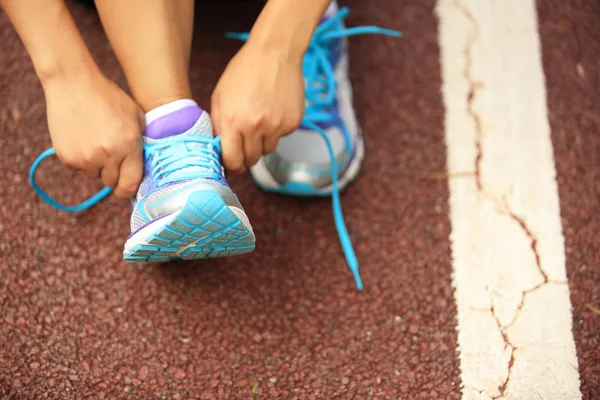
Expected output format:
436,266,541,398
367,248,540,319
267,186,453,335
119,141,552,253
43,71,146,198
211,41,305,174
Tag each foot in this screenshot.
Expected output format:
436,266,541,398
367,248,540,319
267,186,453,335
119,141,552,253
250,6,399,196
123,103,255,262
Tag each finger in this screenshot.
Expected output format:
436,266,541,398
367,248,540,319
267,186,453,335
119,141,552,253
210,95,222,136
244,133,263,168
82,168,101,180
220,128,246,174
113,150,143,199
217,106,245,173
100,161,120,189
136,108,147,132
263,135,279,155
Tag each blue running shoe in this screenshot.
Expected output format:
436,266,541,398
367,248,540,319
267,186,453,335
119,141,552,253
227,6,400,289
29,105,256,263
123,105,255,262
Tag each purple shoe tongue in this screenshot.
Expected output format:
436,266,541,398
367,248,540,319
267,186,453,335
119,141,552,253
144,105,206,139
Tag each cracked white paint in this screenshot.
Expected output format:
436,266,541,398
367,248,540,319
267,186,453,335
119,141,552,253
435,0,581,399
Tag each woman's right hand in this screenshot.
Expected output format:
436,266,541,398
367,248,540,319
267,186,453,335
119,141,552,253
43,71,146,199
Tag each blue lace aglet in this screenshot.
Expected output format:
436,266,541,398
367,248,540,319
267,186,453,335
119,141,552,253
342,245,363,290
351,263,364,291
335,225,362,290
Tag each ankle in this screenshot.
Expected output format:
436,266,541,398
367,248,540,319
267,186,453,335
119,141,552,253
144,99,202,139
138,91,194,113
145,99,198,125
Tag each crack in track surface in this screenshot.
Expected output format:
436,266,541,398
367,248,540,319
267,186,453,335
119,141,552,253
454,0,566,398
490,301,516,400
456,0,484,191
503,201,547,282
497,200,567,330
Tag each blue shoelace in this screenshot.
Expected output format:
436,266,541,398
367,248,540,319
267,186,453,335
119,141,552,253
228,7,401,290
29,136,222,213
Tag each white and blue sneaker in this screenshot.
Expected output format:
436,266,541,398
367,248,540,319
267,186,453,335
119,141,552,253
123,103,255,262
227,5,400,289
29,102,255,263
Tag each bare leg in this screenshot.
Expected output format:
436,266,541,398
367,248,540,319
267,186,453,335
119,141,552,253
94,0,194,111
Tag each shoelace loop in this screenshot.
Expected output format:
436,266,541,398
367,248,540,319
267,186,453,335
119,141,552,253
29,148,113,213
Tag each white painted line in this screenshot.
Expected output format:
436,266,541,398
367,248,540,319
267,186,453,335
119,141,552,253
435,0,581,399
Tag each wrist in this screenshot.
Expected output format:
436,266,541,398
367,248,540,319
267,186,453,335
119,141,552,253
245,32,304,65
37,49,102,88
248,0,331,62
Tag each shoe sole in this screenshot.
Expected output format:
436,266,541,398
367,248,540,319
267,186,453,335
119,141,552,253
249,134,364,197
123,190,255,263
